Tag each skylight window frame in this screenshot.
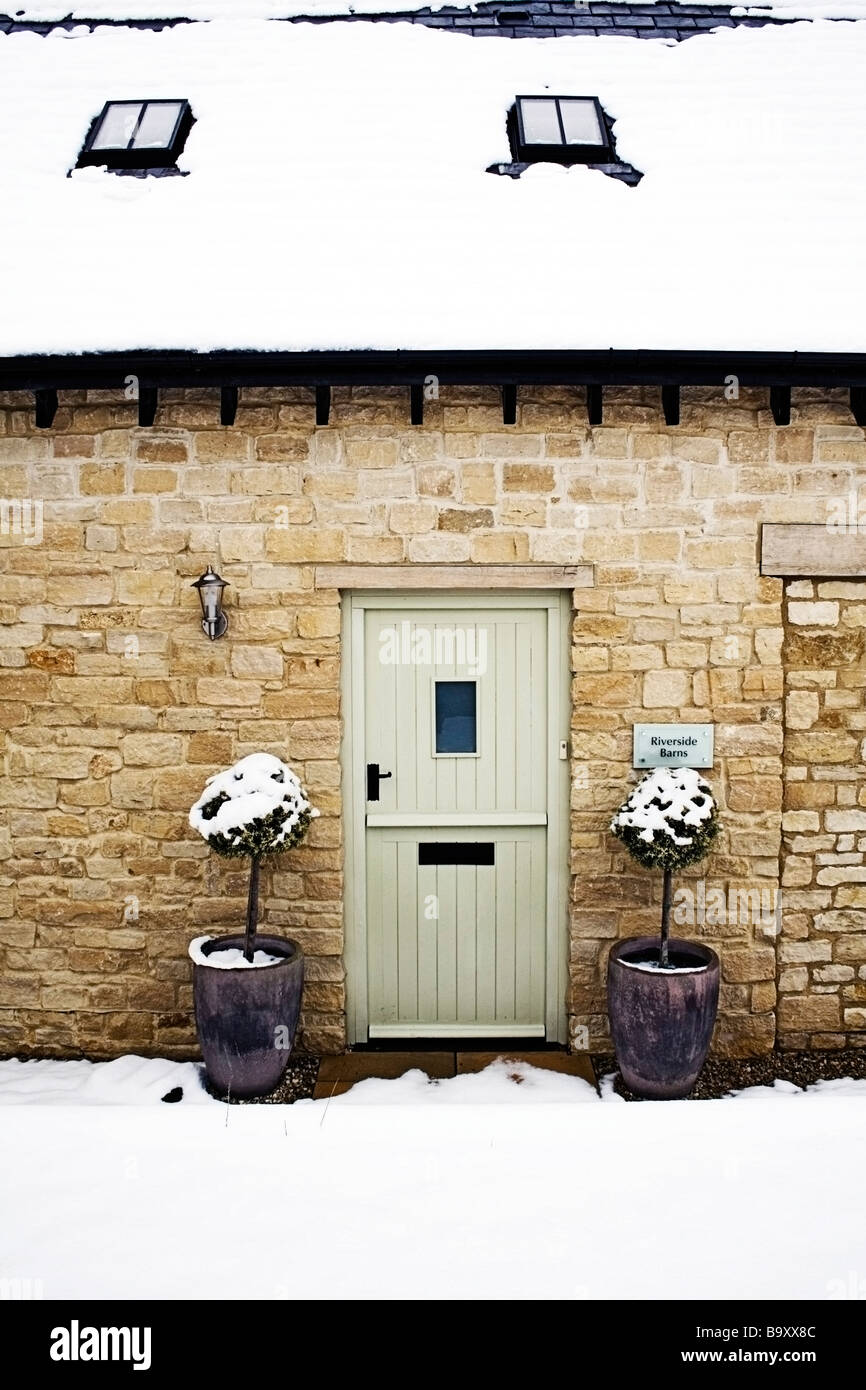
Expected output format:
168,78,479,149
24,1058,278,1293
77,99,193,171
511,94,612,166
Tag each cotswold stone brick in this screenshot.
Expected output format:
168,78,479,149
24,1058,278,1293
779,966,809,992
45,575,113,607
483,434,543,460
196,678,262,707
685,538,756,570
727,778,783,813
611,644,664,671
27,647,74,674
502,463,555,492
789,601,840,627
716,724,783,757
254,434,309,463
416,466,456,497
136,439,188,464
347,536,404,563
642,669,690,708
121,734,184,766
778,996,841,1031
265,528,346,562
344,439,398,469
437,508,494,532
785,690,820,729
388,501,436,534
774,430,814,463
786,731,859,763
187,733,233,764
109,770,154,810
722,948,776,983
116,571,175,606
663,577,716,604
470,532,529,563
53,434,96,459
132,468,177,494
219,527,266,561
638,532,681,563
80,463,125,495
193,432,251,463
826,810,866,832
296,609,340,639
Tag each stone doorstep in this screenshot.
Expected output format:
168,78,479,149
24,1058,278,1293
312,1048,595,1099
312,1080,361,1098
317,1050,456,1081
456,1050,596,1083
313,1051,454,1100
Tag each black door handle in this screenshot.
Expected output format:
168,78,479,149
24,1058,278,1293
366,763,393,801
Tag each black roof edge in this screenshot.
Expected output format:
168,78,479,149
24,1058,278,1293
2,349,866,391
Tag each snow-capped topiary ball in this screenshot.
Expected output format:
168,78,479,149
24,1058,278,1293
189,752,318,859
610,766,719,872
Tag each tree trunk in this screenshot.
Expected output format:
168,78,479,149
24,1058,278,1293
660,866,672,968
244,854,261,963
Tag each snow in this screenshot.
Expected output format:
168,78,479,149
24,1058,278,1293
0,1054,213,1105
188,934,285,967
12,0,866,17
0,1054,864,1298
189,751,317,848
611,766,715,846
331,1058,601,1103
1,18,865,355
738,0,866,14
619,957,706,972
10,0,474,17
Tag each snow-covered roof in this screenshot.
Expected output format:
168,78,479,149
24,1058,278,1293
6,0,866,18
1,12,865,357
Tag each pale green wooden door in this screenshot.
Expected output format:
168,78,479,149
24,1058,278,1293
363,605,550,1038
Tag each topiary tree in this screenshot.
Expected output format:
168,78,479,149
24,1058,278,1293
610,766,719,968
190,752,318,962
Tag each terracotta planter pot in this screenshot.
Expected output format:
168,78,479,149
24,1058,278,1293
607,936,719,1099
193,933,304,1098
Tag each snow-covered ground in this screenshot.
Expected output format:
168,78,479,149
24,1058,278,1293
0,1055,864,1299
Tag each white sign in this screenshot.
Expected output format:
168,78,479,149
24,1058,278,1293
633,724,714,769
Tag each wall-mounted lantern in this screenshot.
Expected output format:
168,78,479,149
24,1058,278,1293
192,567,229,640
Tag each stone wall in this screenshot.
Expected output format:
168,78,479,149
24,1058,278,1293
779,580,866,1048
0,382,864,1058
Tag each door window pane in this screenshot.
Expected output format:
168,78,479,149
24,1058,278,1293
435,680,477,754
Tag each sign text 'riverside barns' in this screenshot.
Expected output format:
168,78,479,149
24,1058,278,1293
632,724,714,769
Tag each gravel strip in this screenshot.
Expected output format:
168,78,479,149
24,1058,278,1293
592,1048,866,1101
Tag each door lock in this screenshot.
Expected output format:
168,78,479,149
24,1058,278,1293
366,763,393,801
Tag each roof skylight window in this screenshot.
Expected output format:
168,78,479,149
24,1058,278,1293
77,100,194,171
512,95,612,165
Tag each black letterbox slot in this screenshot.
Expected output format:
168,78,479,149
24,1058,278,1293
418,843,495,866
